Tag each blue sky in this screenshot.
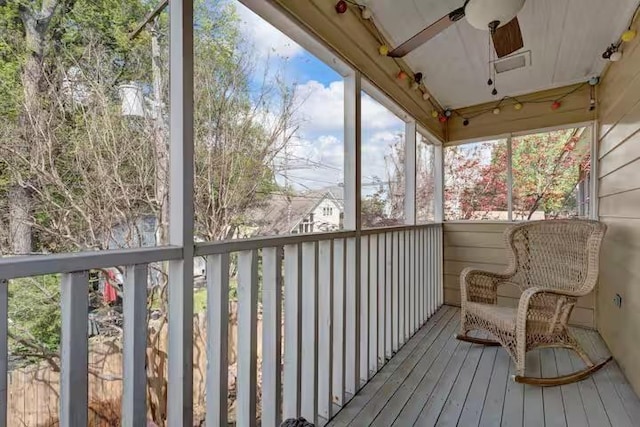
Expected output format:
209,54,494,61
236,2,406,195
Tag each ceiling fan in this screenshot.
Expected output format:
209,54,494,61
388,0,526,58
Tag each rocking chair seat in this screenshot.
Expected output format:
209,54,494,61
465,302,517,332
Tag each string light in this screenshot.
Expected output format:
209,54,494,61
439,115,448,123
335,0,348,14
453,82,591,128
431,110,439,118
444,109,452,118
334,0,445,111
622,29,637,42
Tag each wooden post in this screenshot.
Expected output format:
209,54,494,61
206,254,230,426
0,279,7,427
60,271,89,427
122,264,148,427
167,0,195,424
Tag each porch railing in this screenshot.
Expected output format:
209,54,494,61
0,223,443,426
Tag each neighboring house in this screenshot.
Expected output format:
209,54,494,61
246,186,345,237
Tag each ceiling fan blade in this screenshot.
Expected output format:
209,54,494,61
492,17,524,58
388,8,463,58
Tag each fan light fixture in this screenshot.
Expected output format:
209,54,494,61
465,0,526,31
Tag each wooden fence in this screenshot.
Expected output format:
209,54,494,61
7,302,258,426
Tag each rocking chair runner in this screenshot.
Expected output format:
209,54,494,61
456,219,610,386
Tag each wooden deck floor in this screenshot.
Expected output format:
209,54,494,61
327,305,640,427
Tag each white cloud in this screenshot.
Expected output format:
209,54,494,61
362,93,405,131
294,81,344,135
274,134,344,189
236,3,304,59
279,81,406,190
294,80,404,136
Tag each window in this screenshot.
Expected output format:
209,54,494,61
360,91,406,228
444,139,508,220
443,125,593,221
512,127,591,220
322,206,333,216
298,214,314,233
416,132,436,222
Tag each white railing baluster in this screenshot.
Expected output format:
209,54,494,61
431,227,436,315
318,241,333,421
301,242,319,423
262,247,282,427
206,253,230,427
424,227,434,321
404,230,410,342
416,230,420,329
359,236,369,386
399,232,405,346
122,264,148,427
421,229,426,325
60,271,89,427
237,250,258,427
332,239,345,408
436,224,444,307
420,229,429,327
426,229,430,320
283,244,302,419
377,233,385,367
368,234,378,375
385,233,392,360
0,279,7,427
345,237,359,396
420,229,425,324
410,230,416,334
392,232,399,353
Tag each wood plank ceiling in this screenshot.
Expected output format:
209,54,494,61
365,0,639,109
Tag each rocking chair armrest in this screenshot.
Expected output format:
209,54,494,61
515,287,583,342
517,287,582,313
460,268,513,303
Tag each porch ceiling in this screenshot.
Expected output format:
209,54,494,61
365,0,639,109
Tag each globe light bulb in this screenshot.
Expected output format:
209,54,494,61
609,51,623,62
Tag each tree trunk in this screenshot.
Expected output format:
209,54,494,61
8,185,31,254
8,0,59,254
151,23,169,247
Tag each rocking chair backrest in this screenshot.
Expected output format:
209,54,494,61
504,219,606,295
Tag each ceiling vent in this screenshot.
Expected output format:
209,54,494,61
493,50,531,74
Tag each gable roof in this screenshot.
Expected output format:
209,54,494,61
248,186,344,236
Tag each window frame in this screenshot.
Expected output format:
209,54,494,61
444,120,598,222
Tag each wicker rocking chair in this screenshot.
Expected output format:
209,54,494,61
457,219,610,386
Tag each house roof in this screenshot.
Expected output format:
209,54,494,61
248,186,344,236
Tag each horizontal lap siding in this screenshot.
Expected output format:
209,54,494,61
443,222,596,328
597,19,640,398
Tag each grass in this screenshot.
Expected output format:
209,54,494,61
150,277,238,314
194,288,207,313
